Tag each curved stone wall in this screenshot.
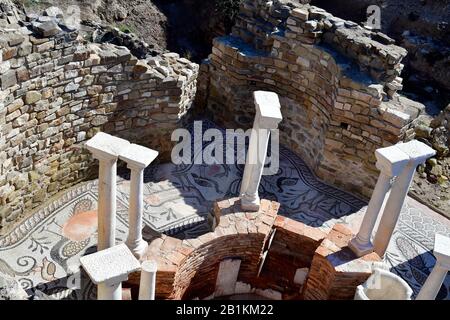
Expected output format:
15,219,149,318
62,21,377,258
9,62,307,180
0,13,198,232
198,0,425,198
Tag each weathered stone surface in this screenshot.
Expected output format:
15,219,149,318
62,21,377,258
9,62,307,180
25,91,42,104
33,20,62,37
0,273,28,300
44,6,64,18
1,69,16,89
0,6,199,230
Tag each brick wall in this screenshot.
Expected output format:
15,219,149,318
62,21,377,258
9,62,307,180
255,215,327,298
129,199,380,300
303,224,381,300
129,198,279,299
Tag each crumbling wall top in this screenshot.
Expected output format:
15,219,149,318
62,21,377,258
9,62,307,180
234,0,408,97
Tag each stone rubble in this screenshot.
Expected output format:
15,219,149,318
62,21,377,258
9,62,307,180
414,105,450,192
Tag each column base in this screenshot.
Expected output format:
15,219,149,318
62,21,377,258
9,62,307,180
240,194,261,212
98,282,122,300
126,239,149,260
348,237,374,258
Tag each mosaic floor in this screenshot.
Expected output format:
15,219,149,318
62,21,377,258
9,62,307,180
0,122,449,300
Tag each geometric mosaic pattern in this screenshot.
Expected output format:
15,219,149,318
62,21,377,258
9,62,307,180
0,121,449,299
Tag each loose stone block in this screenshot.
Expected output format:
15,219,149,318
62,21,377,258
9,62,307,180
33,21,62,37
80,243,141,285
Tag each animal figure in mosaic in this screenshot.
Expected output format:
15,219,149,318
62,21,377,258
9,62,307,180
49,199,97,273
32,257,57,282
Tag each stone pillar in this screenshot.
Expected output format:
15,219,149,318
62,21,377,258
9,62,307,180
303,224,382,300
240,91,282,212
85,132,130,251
417,234,450,300
349,145,409,257
139,260,158,300
120,144,159,259
97,282,122,300
373,140,435,257
80,244,141,300
215,259,242,297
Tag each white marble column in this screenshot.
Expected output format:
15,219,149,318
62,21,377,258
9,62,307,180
120,144,158,259
86,132,130,251
139,260,158,300
240,120,262,198
80,244,141,300
97,282,122,300
373,140,436,257
240,91,282,212
417,234,450,300
349,145,409,257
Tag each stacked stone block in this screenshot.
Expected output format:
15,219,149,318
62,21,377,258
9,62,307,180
200,0,424,198
0,9,198,232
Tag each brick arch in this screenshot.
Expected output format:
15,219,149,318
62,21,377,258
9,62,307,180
176,232,269,299
135,199,279,299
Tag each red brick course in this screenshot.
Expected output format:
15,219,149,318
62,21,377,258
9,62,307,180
254,215,327,299
302,224,381,300
129,198,279,299
128,199,379,301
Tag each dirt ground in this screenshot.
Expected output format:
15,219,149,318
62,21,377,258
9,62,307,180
410,157,450,219
15,0,169,53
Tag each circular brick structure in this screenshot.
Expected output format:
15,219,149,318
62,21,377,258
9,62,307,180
129,197,381,300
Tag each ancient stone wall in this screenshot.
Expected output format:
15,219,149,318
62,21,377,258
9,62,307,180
0,10,198,232
199,0,425,198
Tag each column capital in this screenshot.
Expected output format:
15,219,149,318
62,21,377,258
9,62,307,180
119,144,159,170
375,145,409,177
396,140,436,166
85,132,130,161
434,234,450,270
253,91,283,129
